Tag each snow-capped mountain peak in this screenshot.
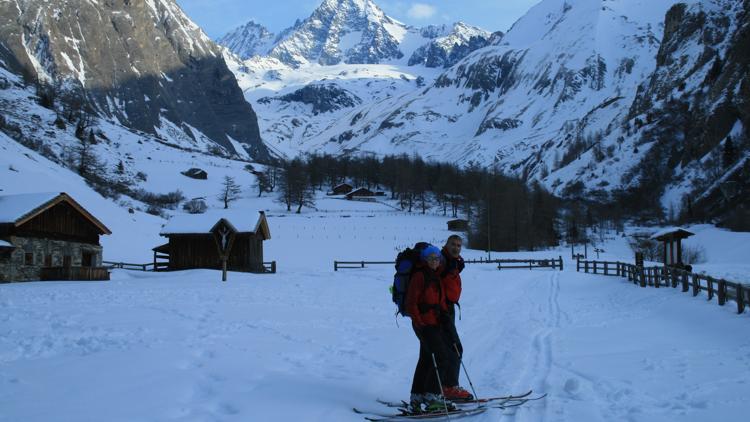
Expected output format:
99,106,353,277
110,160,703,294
217,20,276,60
266,0,407,67
408,21,493,68
219,0,493,69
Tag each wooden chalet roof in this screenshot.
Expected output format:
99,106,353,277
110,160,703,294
650,227,695,241
160,210,271,240
0,192,112,235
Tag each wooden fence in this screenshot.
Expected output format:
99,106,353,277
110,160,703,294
104,261,277,274
491,257,563,271
577,258,749,315
334,261,393,271
334,257,563,271
104,261,160,272
262,261,277,274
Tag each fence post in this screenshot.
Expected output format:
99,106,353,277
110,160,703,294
577,258,580,272
718,279,727,306
585,261,589,273
272,261,277,274
559,256,563,271
692,275,700,297
664,268,675,287
361,261,364,268
737,284,745,314
604,262,608,276
707,278,714,301
593,261,597,274
639,267,646,287
334,261,338,272
654,267,660,288
682,273,689,292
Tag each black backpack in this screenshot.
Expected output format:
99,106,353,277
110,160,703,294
391,242,430,317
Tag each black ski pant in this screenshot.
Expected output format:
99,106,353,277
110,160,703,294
441,307,463,387
410,324,454,396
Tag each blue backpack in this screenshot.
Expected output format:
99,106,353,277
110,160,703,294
391,242,430,316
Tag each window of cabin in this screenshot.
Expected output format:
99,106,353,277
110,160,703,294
82,251,93,267
24,252,34,266
44,254,52,267
63,255,72,267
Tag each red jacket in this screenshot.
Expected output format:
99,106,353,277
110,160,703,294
406,263,448,328
441,247,463,305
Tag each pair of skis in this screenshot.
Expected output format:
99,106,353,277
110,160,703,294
353,406,487,421
354,390,546,421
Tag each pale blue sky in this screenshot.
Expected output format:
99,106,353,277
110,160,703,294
176,0,541,39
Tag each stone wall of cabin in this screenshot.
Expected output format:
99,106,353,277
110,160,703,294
0,236,103,282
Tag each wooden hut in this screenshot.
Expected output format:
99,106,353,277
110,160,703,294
0,192,112,282
157,210,271,273
346,187,375,201
650,227,695,267
447,219,469,231
331,183,353,195
181,168,208,180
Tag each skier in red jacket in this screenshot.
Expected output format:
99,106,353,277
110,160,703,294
405,245,455,413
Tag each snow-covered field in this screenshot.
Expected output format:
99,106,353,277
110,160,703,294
2,193,749,421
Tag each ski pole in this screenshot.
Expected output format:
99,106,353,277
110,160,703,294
453,343,479,400
431,353,451,419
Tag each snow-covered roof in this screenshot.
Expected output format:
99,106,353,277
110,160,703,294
160,210,270,239
0,192,112,234
650,227,695,240
0,240,14,248
0,192,61,223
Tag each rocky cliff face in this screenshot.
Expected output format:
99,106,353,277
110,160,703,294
0,0,268,160
623,0,749,220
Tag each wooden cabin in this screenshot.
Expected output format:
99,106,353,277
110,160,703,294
0,192,112,282
331,183,353,195
346,187,375,201
156,210,271,273
447,219,469,231
651,227,695,267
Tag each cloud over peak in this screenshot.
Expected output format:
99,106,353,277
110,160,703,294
407,3,437,19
